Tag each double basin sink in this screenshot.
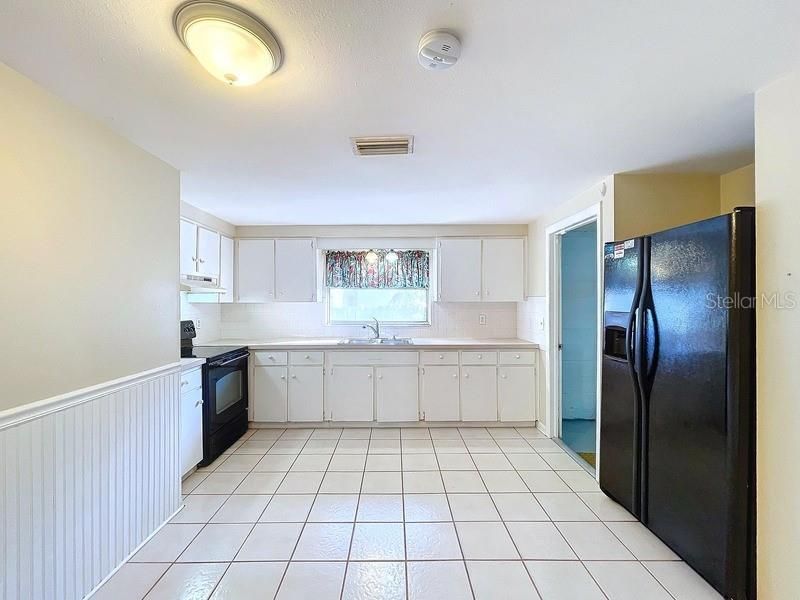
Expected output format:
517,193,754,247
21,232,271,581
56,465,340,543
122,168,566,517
338,337,413,346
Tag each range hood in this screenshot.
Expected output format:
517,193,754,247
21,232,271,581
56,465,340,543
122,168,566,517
180,274,227,294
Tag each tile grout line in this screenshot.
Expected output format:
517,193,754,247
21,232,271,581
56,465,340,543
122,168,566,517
339,427,368,600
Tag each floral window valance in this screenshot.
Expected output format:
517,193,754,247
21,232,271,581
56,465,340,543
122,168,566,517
325,250,430,289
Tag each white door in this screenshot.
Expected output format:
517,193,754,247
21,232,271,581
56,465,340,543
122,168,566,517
288,366,324,422
420,366,460,421
376,366,419,422
482,238,524,302
275,238,317,302
219,235,235,303
253,366,287,422
327,366,374,422
179,219,198,276
438,238,482,302
460,366,498,421
498,367,536,421
238,239,275,302
196,227,221,278
180,386,204,476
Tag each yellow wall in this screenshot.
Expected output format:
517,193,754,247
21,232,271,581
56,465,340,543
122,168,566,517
613,173,721,240
0,63,180,410
754,72,800,600
720,163,755,213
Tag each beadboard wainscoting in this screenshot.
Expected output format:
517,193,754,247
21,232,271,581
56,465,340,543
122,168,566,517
0,364,182,600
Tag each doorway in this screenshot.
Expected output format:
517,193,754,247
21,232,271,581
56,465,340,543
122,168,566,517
558,221,598,467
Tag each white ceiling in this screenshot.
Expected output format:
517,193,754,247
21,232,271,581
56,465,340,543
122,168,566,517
1,1,799,225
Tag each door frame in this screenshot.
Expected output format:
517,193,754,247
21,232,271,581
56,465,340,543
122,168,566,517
545,203,604,473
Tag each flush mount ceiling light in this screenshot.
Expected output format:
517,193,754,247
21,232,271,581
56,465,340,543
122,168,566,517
174,1,282,86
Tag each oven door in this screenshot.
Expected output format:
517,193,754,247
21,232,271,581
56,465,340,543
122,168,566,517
205,352,249,433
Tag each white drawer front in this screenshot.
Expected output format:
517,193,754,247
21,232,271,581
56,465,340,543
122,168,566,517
180,367,202,393
420,351,459,365
461,350,498,365
499,351,536,365
290,351,324,365
253,351,288,366
328,351,419,366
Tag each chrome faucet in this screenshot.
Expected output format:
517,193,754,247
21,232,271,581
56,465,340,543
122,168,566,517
363,317,381,340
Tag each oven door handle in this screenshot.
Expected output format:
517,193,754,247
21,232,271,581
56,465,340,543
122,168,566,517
208,352,249,367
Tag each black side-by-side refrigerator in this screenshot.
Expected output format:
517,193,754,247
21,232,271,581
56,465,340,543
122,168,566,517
599,207,755,600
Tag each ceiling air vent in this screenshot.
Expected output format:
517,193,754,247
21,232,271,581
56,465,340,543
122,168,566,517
351,136,414,156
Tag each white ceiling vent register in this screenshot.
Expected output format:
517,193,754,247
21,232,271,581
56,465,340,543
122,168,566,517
417,30,461,70
351,136,415,156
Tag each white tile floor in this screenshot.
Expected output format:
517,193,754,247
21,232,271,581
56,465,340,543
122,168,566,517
94,426,722,600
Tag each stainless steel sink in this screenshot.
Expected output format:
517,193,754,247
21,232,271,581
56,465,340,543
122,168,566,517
338,337,413,345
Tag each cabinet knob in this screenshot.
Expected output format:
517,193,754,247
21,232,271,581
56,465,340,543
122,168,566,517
291,374,297,379
304,354,310,359
477,354,482,359
501,374,508,379
452,373,457,378
438,354,444,359
367,374,372,379
378,375,383,380
475,291,480,296
515,354,520,359
268,355,274,360
280,375,286,380
180,381,188,387
195,400,203,407
464,373,470,378
191,256,197,262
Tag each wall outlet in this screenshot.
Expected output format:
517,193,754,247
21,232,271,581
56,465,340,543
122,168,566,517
194,318,201,330
537,317,545,331
479,314,487,325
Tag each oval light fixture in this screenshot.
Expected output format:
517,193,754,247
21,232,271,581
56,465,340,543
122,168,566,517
365,250,379,265
174,1,282,86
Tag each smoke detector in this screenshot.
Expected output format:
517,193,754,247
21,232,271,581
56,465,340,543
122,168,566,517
417,30,461,70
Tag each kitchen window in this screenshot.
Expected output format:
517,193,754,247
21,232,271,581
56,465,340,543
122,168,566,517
325,249,430,325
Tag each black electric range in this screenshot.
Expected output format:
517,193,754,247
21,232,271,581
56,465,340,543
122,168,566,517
181,321,249,466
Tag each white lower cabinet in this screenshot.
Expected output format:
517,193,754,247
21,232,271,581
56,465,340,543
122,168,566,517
376,366,419,422
498,366,536,421
327,366,374,421
253,366,287,422
420,366,460,421
180,368,204,477
288,366,324,422
460,365,498,421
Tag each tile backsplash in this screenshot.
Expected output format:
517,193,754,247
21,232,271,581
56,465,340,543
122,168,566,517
517,296,547,345
180,295,518,341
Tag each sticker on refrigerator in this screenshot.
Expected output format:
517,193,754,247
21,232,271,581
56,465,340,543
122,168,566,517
613,243,625,259
624,239,635,249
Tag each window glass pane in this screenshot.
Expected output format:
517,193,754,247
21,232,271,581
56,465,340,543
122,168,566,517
329,288,428,323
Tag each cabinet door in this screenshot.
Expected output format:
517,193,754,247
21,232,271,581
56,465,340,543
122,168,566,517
498,367,536,421
196,227,221,278
327,366,374,422
238,239,275,302
438,238,483,302
482,238,524,302
180,386,204,476
420,366,460,421
376,366,419,422
275,238,317,302
288,366,324,422
253,366,287,422
219,235,235,303
179,219,198,276
460,366,498,421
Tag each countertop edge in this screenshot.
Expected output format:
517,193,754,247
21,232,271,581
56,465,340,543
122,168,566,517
196,339,539,350
180,357,206,371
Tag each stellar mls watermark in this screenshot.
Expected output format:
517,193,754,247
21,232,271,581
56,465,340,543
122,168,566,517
705,292,797,309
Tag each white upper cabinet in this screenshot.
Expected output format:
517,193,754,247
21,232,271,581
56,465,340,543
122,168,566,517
196,227,221,278
438,238,482,302
482,238,525,302
438,237,525,302
219,235,234,303
275,238,317,302
237,239,275,303
179,219,198,276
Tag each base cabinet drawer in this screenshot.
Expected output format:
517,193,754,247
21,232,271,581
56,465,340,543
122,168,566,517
327,366,374,422
420,351,459,365
253,351,288,366
498,367,535,421
290,351,324,366
376,366,419,422
499,351,536,365
253,366,287,422
460,366,498,421
460,351,497,365
420,366,460,421
288,366,324,422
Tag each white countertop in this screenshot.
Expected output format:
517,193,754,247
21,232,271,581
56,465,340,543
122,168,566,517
197,338,538,350
180,357,206,371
